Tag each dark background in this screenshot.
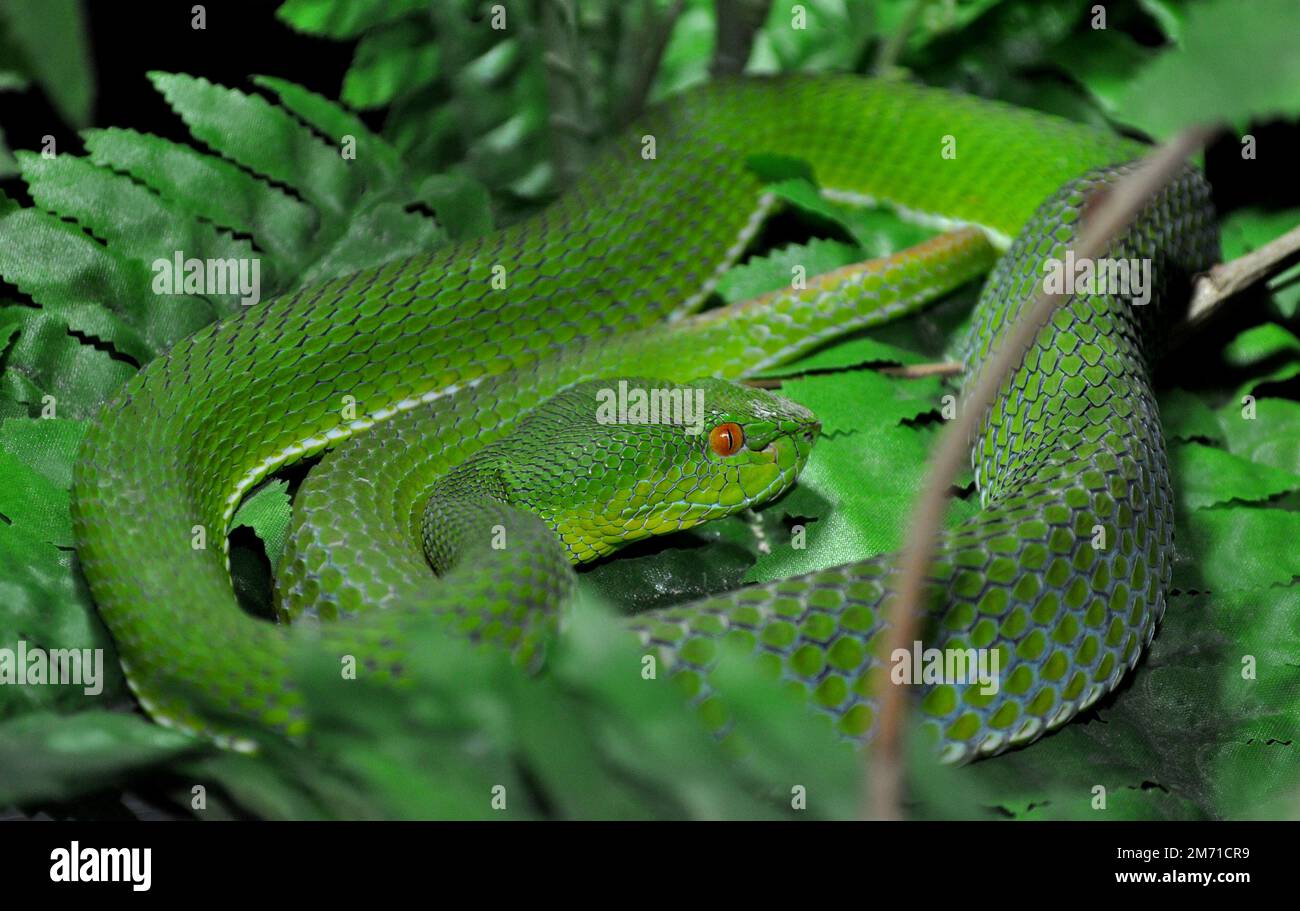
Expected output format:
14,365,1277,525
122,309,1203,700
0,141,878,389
0,0,356,200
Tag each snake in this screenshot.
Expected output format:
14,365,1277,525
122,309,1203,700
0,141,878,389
71,75,1219,765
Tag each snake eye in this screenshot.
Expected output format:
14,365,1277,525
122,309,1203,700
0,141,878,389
709,421,745,457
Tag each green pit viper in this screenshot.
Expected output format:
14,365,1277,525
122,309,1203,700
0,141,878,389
72,75,1219,763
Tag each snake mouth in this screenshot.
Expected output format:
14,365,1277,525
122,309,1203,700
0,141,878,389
754,419,821,459
779,420,822,458
755,419,820,501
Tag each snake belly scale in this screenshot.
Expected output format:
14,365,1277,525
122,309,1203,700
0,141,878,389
72,75,1218,762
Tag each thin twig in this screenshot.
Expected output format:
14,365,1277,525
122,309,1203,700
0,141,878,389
865,124,1218,821
742,360,963,389
873,0,930,75
1186,222,1300,327
879,361,964,378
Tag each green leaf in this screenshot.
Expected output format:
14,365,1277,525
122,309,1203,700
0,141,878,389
778,368,944,437
745,153,817,186
1159,387,1224,443
759,179,883,250
149,72,362,217
1216,397,1300,476
0,70,30,92
0,309,136,420
232,480,293,573
294,201,444,288
747,423,974,583
254,75,404,183
716,238,863,304
1,71,479,421
0,418,83,488
0,448,73,547
276,0,431,40
83,128,318,270
767,179,937,253
1116,0,1300,138
578,513,777,614
1218,323,1300,401
1138,0,1186,44
1054,27,1153,115
0,711,198,807
412,173,494,241
757,332,927,378
952,581,1299,820
0,0,94,127
1220,208,1300,261
1234,363,1300,402
0,196,206,363
1170,441,1300,509
1223,323,1300,368
0,416,125,722
20,152,258,316
649,5,715,103
0,524,126,719
748,0,874,74
1174,507,1300,591
342,20,441,110
194,597,857,820
894,0,1091,119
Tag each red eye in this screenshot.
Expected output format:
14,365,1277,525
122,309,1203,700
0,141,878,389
709,422,745,457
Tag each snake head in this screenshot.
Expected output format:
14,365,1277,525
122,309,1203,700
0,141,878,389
503,376,820,563
688,375,821,514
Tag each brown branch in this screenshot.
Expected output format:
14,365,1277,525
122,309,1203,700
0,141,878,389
864,123,1219,821
879,361,963,379
1186,222,1300,327
742,361,962,390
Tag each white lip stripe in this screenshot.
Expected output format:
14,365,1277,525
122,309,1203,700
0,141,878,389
820,187,1012,250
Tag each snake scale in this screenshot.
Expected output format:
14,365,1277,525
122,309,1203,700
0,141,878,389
72,75,1218,764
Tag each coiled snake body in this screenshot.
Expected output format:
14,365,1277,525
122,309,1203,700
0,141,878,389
72,76,1218,762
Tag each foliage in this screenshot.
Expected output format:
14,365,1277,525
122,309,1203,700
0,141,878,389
0,0,1297,820
276,0,727,200
0,0,95,176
